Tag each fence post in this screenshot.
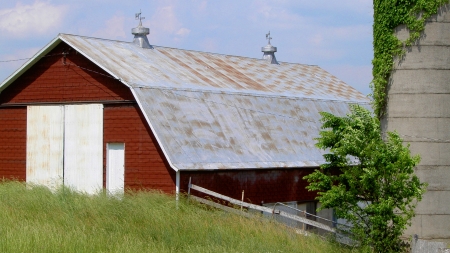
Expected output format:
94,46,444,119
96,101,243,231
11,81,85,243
302,211,306,231
188,177,192,198
241,190,244,212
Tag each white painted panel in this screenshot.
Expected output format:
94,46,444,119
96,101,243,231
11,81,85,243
64,104,103,194
106,143,125,194
26,106,64,190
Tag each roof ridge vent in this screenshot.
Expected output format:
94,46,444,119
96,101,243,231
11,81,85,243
132,10,153,49
261,31,278,64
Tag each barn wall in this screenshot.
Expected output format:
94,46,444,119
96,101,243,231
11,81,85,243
0,42,175,192
180,169,317,204
0,107,26,180
103,105,175,193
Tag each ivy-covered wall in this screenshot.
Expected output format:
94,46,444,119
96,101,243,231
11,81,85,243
372,0,449,118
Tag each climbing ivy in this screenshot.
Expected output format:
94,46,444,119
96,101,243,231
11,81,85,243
372,0,449,118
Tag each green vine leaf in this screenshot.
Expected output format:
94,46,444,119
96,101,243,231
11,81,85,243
372,0,449,118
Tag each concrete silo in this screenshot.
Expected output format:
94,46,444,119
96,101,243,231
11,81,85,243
382,4,450,242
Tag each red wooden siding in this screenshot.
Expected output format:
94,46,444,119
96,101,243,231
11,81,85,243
103,105,175,192
0,42,133,104
0,107,26,180
181,169,317,204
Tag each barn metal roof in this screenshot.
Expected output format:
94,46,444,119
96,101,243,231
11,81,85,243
133,88,369,170
1,34,370,171
59,34,367,102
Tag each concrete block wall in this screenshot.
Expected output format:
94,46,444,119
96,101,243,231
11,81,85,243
382,4,450,241
411,236,449,253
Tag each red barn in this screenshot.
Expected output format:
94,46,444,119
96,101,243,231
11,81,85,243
0,23,368,208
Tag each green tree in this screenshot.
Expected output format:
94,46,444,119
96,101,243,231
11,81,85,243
304,105,426,253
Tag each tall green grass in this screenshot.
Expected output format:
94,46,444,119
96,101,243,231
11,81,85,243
0,181,361,252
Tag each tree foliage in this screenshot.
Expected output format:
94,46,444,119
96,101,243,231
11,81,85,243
304,105,426,252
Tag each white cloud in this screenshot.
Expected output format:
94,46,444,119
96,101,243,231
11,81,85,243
303,23,371,52
319,0,373,15
272,0,373,16
148,4,191,44
249,0,305,29
176,28,190,37
95,15,126,40
0,1,68,37
308,33,324,45
327,25,372,41
199,37,218,52
197,0,208,12
151,6,180,33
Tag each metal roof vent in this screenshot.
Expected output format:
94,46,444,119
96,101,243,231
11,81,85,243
132,11,153,49
261,31,278,64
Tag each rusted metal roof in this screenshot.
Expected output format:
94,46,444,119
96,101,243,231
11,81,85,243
1,34,370,171
59,34,368,102
134,88,369,170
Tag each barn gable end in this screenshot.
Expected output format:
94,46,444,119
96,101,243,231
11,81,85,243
0,41,175,193
0,42,133,104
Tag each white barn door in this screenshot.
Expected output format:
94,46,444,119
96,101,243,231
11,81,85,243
26,104,103,194
106,143,125,194
26,106,64,190
64,104,103,194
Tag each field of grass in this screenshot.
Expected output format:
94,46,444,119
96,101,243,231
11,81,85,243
0,181,363,252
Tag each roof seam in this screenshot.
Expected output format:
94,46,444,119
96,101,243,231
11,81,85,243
171,158,361,164
174,160,326,164
132,85,370,104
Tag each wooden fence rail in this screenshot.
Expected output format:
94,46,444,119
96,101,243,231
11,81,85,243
188,183,336,233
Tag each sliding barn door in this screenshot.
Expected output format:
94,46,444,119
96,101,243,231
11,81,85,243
64,104,103,194
26,104,103,194
26,106,64,190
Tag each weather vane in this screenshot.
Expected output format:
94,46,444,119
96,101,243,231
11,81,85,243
135,10,145,26
266,31,272,45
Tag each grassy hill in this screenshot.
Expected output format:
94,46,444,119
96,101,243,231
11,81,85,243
0,181,362,252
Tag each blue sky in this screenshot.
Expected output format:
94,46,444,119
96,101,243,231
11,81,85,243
0,0,373,95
